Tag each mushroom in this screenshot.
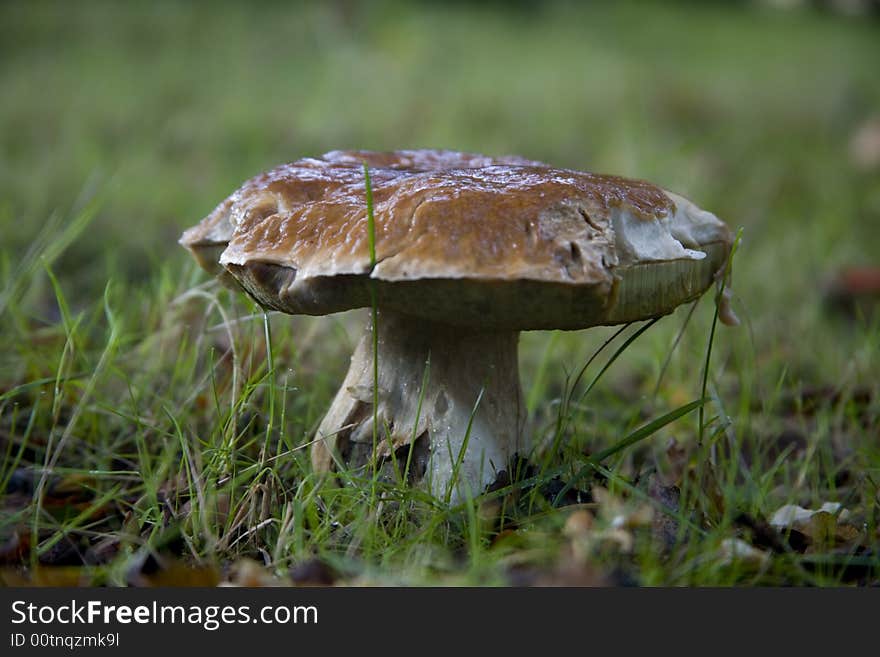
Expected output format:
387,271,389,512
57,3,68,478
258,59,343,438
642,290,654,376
180,149,735,502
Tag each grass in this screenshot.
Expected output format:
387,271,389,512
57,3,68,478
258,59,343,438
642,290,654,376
1,0,878,586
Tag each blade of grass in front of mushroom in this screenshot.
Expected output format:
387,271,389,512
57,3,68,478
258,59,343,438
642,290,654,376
445,387,484,506
402,353,431,487
363,162,381,492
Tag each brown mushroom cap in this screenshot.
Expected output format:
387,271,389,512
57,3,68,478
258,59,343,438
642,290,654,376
180,149,732,330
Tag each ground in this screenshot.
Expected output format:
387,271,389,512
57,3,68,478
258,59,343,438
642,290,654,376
0,0,878,586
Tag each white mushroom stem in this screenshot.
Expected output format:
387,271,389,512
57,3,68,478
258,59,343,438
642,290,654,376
311,310,526,503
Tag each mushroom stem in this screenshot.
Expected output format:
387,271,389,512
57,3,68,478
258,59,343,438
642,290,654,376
312,310,526,502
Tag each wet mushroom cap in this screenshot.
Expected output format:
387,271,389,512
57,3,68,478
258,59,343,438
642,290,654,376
180,149,732,330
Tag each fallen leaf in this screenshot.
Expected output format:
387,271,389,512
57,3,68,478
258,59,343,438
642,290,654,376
770,502,849,528
769,502,861,549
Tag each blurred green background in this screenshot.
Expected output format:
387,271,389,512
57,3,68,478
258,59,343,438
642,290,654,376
3,1,878,285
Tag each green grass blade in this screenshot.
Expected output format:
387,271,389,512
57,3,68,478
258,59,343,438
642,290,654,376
444,387,484,506
552,397,706,506
363,162,381,493
698,229,742,447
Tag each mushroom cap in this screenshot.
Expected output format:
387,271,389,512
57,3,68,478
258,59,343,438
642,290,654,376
180,149,733,330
